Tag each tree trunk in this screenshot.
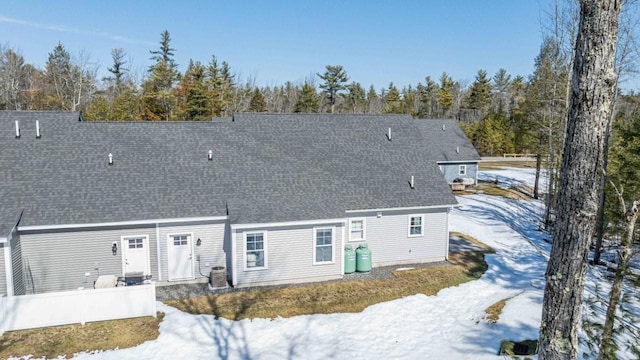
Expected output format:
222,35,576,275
534,153,542,200
538,1,621,359
598,196,638,360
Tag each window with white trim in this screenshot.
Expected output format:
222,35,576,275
349,219,365,241
245,232,266,269
128,237,144,249
314,227,334,264
459,164,467,176
172,234,189,246
409,215,424,236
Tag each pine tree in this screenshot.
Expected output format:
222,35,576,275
142,30,179,120
366,85,381,114
183,61,210,120
248,88,267,112
436,72,454,117
382,83,402,113
342,82,366,113
417,76,438,118
466,69,493,111
317,65,349,113
294,82,319,113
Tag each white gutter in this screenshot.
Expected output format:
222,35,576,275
18,216,228,231
345,204,457,213
231,218,346,231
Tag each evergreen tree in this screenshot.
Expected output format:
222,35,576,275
104,48,128,97
366,85,381,114
317,65,349,113
417,76,438,118
248,88,267,112
382,83,402,113
492,68,512,112
436,72,454,117
183,60,210,120
294,82,319,113
466,69,492,111
206,55,235,117
142,30,179,120
342,81,366,113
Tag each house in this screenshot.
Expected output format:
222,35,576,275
0,111,478,295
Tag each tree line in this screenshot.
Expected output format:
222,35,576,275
5,29,637,159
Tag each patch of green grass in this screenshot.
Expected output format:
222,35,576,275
166,249,491,320
0,313,164,359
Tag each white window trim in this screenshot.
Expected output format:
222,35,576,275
459,164,467,176
313,226,336,265
348,218,366,242
243,231,268,271
120,234,151,276
166,232,195,281
408,215,424,237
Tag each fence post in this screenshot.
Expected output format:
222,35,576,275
78,287,86,325
151,283,157,318
0,294,5,336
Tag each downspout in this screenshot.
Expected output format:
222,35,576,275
231,230,237,286
341,221,346,275
3,240,13,297
156,223,162,281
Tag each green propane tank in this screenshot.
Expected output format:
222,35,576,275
355,243,372,272
344,245,356,274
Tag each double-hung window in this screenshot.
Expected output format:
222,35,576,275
245,232,266,269
409,215,424,237
314,227,334,264
349,219,365,241
459,165,467,176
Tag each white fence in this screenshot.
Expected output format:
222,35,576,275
0,283,157,335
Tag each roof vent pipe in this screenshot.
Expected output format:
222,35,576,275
15,120,20,138
36,120,41,139
409,175,415,189
456,146,460,154
208,150,213,161
108,153,113,165
442,124,446,131
387,127,392,141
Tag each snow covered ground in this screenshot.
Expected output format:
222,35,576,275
23,167,635,359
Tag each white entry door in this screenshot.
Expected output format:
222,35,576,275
122,236,150,275
168,234,194,280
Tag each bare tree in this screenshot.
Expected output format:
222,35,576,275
538,1,622,359
597,183,639,360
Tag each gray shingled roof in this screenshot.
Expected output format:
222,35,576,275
1,111,469,232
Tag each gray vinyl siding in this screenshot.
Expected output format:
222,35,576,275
348,208,449,266
234,222,344,287
20,225,157,294
439,162,478,184
11,233,25,295
0,243,6,295
157,220,226,282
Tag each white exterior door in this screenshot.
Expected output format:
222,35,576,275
122,236,150,275
168,234,194,280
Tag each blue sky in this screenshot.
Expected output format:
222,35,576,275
1,1,550,90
